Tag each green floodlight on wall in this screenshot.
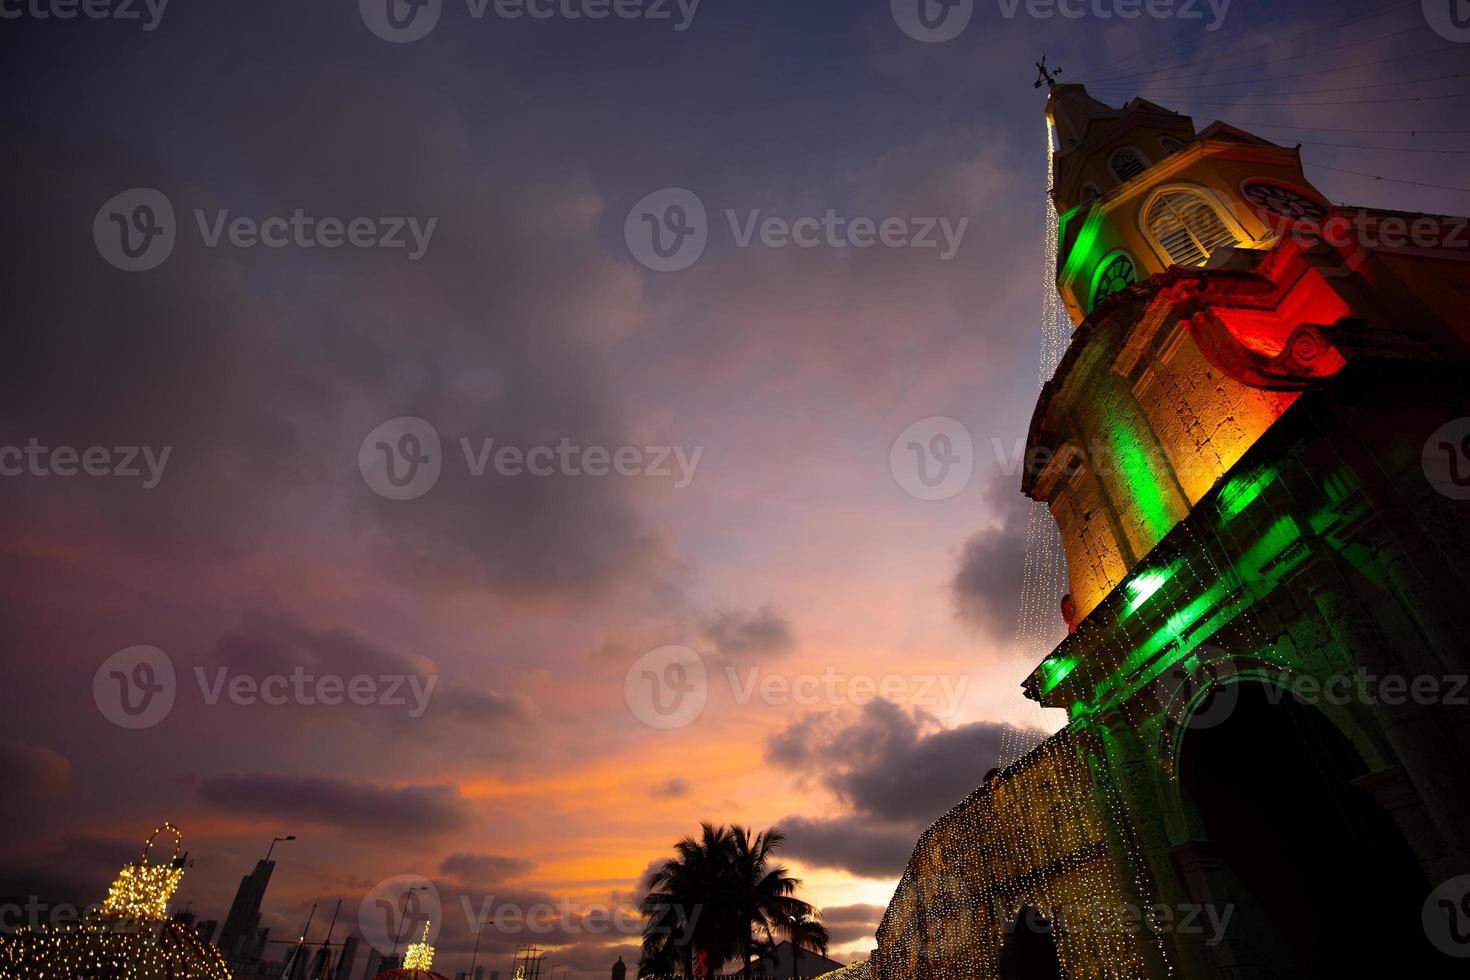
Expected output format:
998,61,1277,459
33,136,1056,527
1125,566,1173,616
1216,464,1279,525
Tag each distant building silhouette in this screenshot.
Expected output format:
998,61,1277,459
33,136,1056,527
218,858,277,963
334,935,359,980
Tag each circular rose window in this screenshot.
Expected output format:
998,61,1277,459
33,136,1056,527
1242,179,1327,224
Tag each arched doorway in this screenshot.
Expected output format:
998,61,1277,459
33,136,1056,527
1178,681,1449,977
998,906,1062,980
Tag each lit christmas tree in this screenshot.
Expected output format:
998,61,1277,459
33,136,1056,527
0,822,233,980
373,920,452,980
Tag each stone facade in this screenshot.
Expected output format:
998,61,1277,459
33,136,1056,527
874,735,1152,980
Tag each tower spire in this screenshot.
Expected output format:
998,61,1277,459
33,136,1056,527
1034,55,1062,91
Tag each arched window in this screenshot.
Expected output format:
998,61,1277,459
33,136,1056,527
1091,251,1137,310
1160,135,1186,156
1109,148,1148,183
1145,189,1242,267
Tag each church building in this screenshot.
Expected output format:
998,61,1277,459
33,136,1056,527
874,82,1470,979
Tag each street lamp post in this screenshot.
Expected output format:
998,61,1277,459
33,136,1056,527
391,886,430,960
265,835,297,862
468,917,485,978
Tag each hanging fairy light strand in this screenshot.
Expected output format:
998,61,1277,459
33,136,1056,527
1001,117,1074,767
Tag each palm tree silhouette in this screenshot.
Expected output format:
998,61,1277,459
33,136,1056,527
639,822,818,979
784,908,831,980
642,822,739,976
727,825,811,979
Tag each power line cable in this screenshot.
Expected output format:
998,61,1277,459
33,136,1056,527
1307,163,1470,194
1086,31,1450,86
1103,89,1470,108
1285,139,1470,154
1212,121,1470,136
1087,69,1464,100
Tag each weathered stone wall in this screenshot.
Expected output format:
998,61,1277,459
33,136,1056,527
873,735,1150,980
1041,304,1295,620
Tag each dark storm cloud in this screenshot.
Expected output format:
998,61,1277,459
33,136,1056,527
439,852,534,883
951,522,1029,634
197,773,473,834
700,604,795,659
950,474,1037,636
767,699,1042,823
777,815,918,880
766,700,1041,877
215,612,430,679
0,133,331,560
0,835,139,906
819,904,887,947
0,739,72,796
432,687,538,727
0,67,679,604
212,611,534,735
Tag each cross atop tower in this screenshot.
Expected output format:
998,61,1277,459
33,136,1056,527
1034,55,1062,91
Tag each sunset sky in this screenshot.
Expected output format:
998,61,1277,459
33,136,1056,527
3,0,1468,976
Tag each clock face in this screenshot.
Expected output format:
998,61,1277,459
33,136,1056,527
1242,180,1327,224
1092,253,1136,310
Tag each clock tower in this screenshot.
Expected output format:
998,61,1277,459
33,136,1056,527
875,81,1470,980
